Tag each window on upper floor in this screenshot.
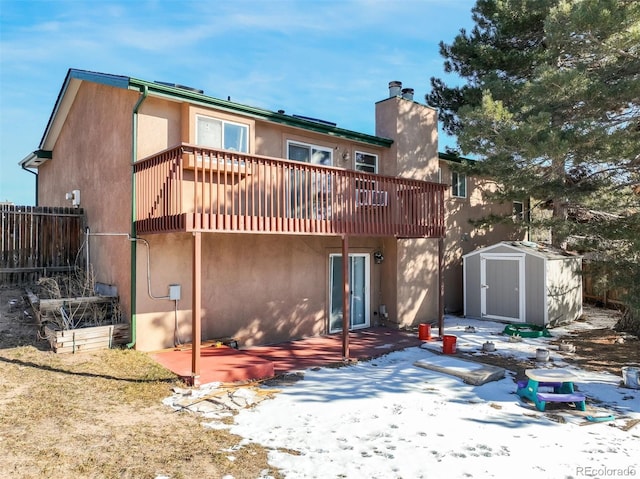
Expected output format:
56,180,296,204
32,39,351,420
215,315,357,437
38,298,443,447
196,115,248,153
355,151,378,174
513,201,529,222
451,171,467,198
287,141,333,166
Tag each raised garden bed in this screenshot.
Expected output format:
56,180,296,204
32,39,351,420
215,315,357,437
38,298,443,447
26,284,128,354
44,323,129,353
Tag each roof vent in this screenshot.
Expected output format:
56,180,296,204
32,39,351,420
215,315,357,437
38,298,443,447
401,88,414,101
389,81,402,97
154,81,204,94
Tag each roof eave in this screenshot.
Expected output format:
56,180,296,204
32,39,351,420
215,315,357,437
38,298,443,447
35,68,393,164
128,78,393,148
39,69,130,150
20,149,53,168
438,152,475,164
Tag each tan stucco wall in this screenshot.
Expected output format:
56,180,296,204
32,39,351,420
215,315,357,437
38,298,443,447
134,233,389,351
375,96,439,182
38,81,137,322
373,96,443,326
137,97,182,158
440,160,528,313
395,238,439,327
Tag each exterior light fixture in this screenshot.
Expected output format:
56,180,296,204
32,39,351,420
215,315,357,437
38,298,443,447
65,189,81,208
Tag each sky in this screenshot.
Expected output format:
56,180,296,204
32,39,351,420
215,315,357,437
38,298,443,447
164,314,640,479
0,0,476,206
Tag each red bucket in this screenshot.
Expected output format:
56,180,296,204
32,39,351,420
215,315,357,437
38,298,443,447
418,323,431,341
442,335,457,354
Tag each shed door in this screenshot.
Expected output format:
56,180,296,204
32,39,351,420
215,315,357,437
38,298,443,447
480,254,525,322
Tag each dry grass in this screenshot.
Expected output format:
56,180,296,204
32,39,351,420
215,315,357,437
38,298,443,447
0,286,281,479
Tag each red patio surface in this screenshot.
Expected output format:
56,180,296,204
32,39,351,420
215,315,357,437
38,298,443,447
150,327,427,385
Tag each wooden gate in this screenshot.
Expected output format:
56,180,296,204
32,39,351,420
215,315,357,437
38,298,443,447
0,205,85,284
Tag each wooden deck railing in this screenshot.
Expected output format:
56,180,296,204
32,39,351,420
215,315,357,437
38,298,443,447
134,144,446,238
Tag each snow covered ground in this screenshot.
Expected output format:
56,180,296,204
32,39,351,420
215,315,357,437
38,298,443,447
167,316,640,479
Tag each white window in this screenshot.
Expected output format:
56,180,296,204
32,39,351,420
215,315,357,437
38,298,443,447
513,201,528,221
287,141,332,165
355,151,378,174
452,171,466,198
196,115,248,153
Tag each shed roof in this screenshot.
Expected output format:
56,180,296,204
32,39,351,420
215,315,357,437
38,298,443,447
463,241,581,261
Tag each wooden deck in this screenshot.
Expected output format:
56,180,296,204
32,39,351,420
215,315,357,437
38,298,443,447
150,327,425,385
134,144,446,238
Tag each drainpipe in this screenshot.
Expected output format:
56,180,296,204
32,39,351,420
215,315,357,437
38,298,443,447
21,165,38,206
127,85,148,348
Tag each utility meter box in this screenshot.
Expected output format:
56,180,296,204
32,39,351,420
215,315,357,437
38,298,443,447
169,284,181,301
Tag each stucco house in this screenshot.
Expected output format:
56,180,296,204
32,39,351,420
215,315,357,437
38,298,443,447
21,69,523,379
437,153,529,314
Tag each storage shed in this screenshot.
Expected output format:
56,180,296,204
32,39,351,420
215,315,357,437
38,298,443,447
463,241,582,327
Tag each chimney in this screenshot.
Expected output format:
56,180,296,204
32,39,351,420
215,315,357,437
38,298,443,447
401,88,414,101
388,81,402,97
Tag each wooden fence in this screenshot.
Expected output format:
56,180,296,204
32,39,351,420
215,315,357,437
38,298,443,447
0,205,85,285
582,260,627,308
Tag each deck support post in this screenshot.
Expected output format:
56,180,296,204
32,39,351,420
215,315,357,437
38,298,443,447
191,231,202,386
341,234,350,359
438,237,444,338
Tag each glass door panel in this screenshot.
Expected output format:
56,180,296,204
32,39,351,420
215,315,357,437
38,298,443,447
329,254,370,333
351,256,366,327
329,255,344,332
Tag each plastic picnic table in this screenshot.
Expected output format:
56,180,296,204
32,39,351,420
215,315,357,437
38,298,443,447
517,368,586,412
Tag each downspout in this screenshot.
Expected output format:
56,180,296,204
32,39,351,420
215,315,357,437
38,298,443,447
127,84,148,348
21,165,38,206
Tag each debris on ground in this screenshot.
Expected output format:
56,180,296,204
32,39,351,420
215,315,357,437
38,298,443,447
622,418,640,431
163,382,281,421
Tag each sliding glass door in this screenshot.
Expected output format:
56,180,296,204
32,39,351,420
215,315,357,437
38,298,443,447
329,254,370,333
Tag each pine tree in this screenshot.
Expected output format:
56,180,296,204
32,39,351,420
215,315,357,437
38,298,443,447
427,0,640,332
